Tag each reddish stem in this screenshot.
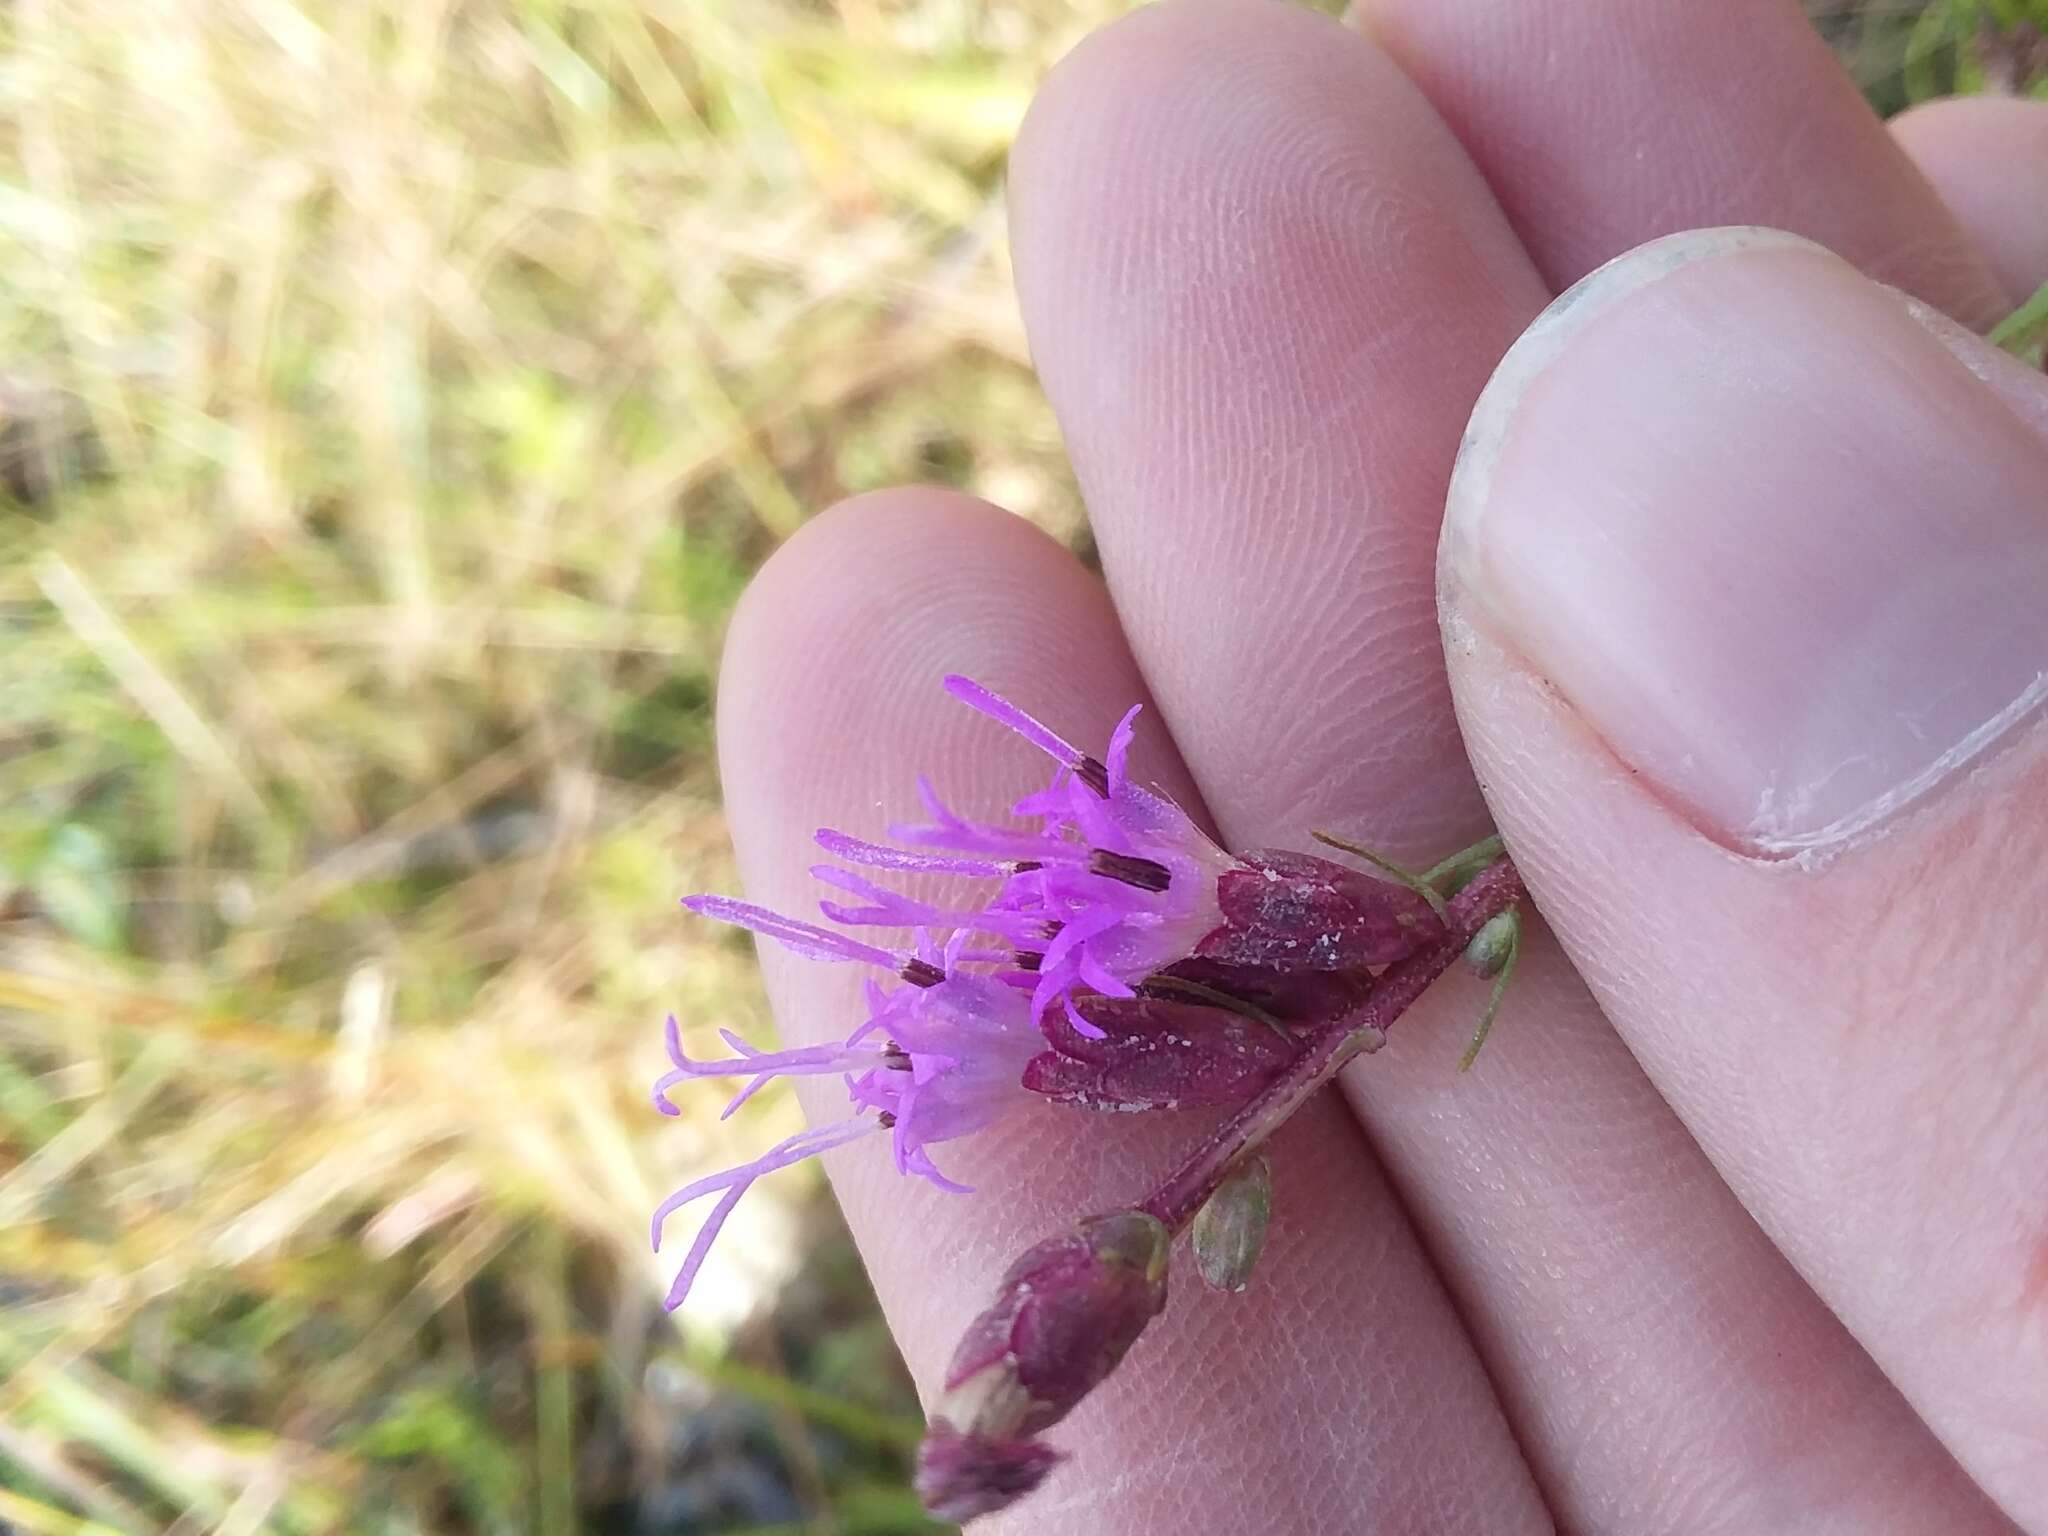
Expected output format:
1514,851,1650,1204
1138,855,1525,1231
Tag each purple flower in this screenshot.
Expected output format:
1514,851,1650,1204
818,677,1446,1032
654,900,1039,1310
658,679,1446,1310
824,677,1236,1036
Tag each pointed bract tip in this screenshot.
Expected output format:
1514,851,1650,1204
915,1421,1062,1524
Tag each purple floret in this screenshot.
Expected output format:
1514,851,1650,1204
655,904,1041,1309
867,678,1236,1029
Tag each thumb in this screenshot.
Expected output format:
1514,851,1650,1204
1438,228,2048,1531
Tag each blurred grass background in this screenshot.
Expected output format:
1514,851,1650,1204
0,1,2036,1531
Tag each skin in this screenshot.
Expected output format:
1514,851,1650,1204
705,4,2048,1531
1890,95,2048,308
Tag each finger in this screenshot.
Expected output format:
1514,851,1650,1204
708,488,1549,1531
1893,96,2048,308
1357,0,2009,325
1011,5,2010,1530
1440,227,2048,1530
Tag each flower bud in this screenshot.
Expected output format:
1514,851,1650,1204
1191,1156,1271,1294
915,1424,1062,1523
1463,909,1520,979
915,1211,1170,1521
1458,906,1522,1070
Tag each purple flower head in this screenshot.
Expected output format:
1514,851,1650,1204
655,902,1040,1310
813,679,1448,1034
660,681,1451,1313
866,677,1237,1033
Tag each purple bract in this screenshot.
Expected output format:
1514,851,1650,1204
915,1210,1171,1519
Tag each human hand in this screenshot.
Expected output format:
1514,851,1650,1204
701,1,2048,1529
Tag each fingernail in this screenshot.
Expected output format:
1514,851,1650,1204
1443,227,2048,854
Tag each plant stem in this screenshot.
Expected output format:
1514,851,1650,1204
1421,833,1505,897
1138,854,1525,1232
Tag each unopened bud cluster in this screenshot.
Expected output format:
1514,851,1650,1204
916,1211,1170,1520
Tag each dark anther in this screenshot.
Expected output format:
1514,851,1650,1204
1014,950,1044,973
881,1044,913,1071
877,1110,898,1128
900,957,946,988
1087,849,1172,892
1013,860,1043,874
1077,755,1111,797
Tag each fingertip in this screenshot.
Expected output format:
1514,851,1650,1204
719,489,1129,815
1010,0,1509,378
1891,95,2048,308
1362,0,2007,323
1012,0,1315,209
1007,0,1543,858
1440,225,2048,856
724,486,1062,697
1440,227,1802,603
1440,454,2048,1531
